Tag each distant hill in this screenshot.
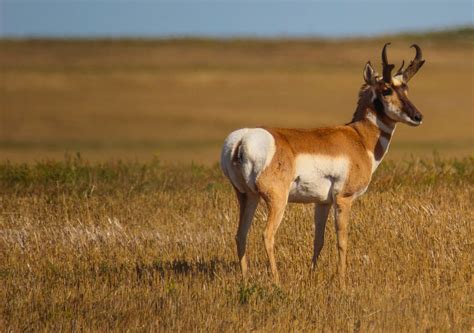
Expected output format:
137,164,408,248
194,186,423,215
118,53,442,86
0,26,472,43
393,26,474,41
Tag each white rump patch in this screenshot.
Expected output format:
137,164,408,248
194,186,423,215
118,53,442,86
289,154,350,204
220,128,275,193
239,129,276,192
220,128,248,177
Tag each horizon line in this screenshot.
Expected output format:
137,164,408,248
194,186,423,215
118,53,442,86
1,25,472,41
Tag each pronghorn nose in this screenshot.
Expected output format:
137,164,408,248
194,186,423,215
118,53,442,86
413,113,423,122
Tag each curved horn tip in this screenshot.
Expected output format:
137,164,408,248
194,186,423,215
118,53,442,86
382,43,392,64
410,44,423,58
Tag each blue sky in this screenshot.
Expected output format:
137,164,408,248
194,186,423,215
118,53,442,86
1,1,472,38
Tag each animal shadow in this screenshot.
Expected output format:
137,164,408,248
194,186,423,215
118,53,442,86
135,257,236,280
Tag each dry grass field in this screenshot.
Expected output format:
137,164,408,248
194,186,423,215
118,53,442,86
0,29,473,331
0,157,472,331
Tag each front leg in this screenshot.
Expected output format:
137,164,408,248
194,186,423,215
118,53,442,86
334,195,353,288
312,203,331,269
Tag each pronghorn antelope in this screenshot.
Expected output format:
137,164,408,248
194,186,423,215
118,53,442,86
220,43,425,285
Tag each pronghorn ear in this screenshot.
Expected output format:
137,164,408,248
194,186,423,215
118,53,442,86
363,61,378,85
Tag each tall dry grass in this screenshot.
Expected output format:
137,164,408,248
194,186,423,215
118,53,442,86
1,156,472,331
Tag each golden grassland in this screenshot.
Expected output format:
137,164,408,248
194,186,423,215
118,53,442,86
0,30,473,164
0,30,473,330
0,156,472,331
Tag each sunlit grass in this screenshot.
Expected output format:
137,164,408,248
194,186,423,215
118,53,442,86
1,156,472,330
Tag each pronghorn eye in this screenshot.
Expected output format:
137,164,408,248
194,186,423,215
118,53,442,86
382,88,393,96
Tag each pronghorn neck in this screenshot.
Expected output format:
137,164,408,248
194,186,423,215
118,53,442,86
350,86,396,172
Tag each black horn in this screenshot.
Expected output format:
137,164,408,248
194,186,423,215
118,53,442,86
381,43,395,83
395,60,405,76
402,44,425,82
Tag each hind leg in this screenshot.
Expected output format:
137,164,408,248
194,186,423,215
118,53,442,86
262,190,288,284
234,188,259,281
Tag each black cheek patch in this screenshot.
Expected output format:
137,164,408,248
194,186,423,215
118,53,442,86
373,97,385,115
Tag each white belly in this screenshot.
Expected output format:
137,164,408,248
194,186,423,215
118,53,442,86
288,154,350,204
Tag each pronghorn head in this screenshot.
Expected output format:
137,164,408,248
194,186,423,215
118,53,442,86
363,43,425,126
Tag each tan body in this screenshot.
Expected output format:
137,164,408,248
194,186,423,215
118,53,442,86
220,43,425,285
264,124,379,202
